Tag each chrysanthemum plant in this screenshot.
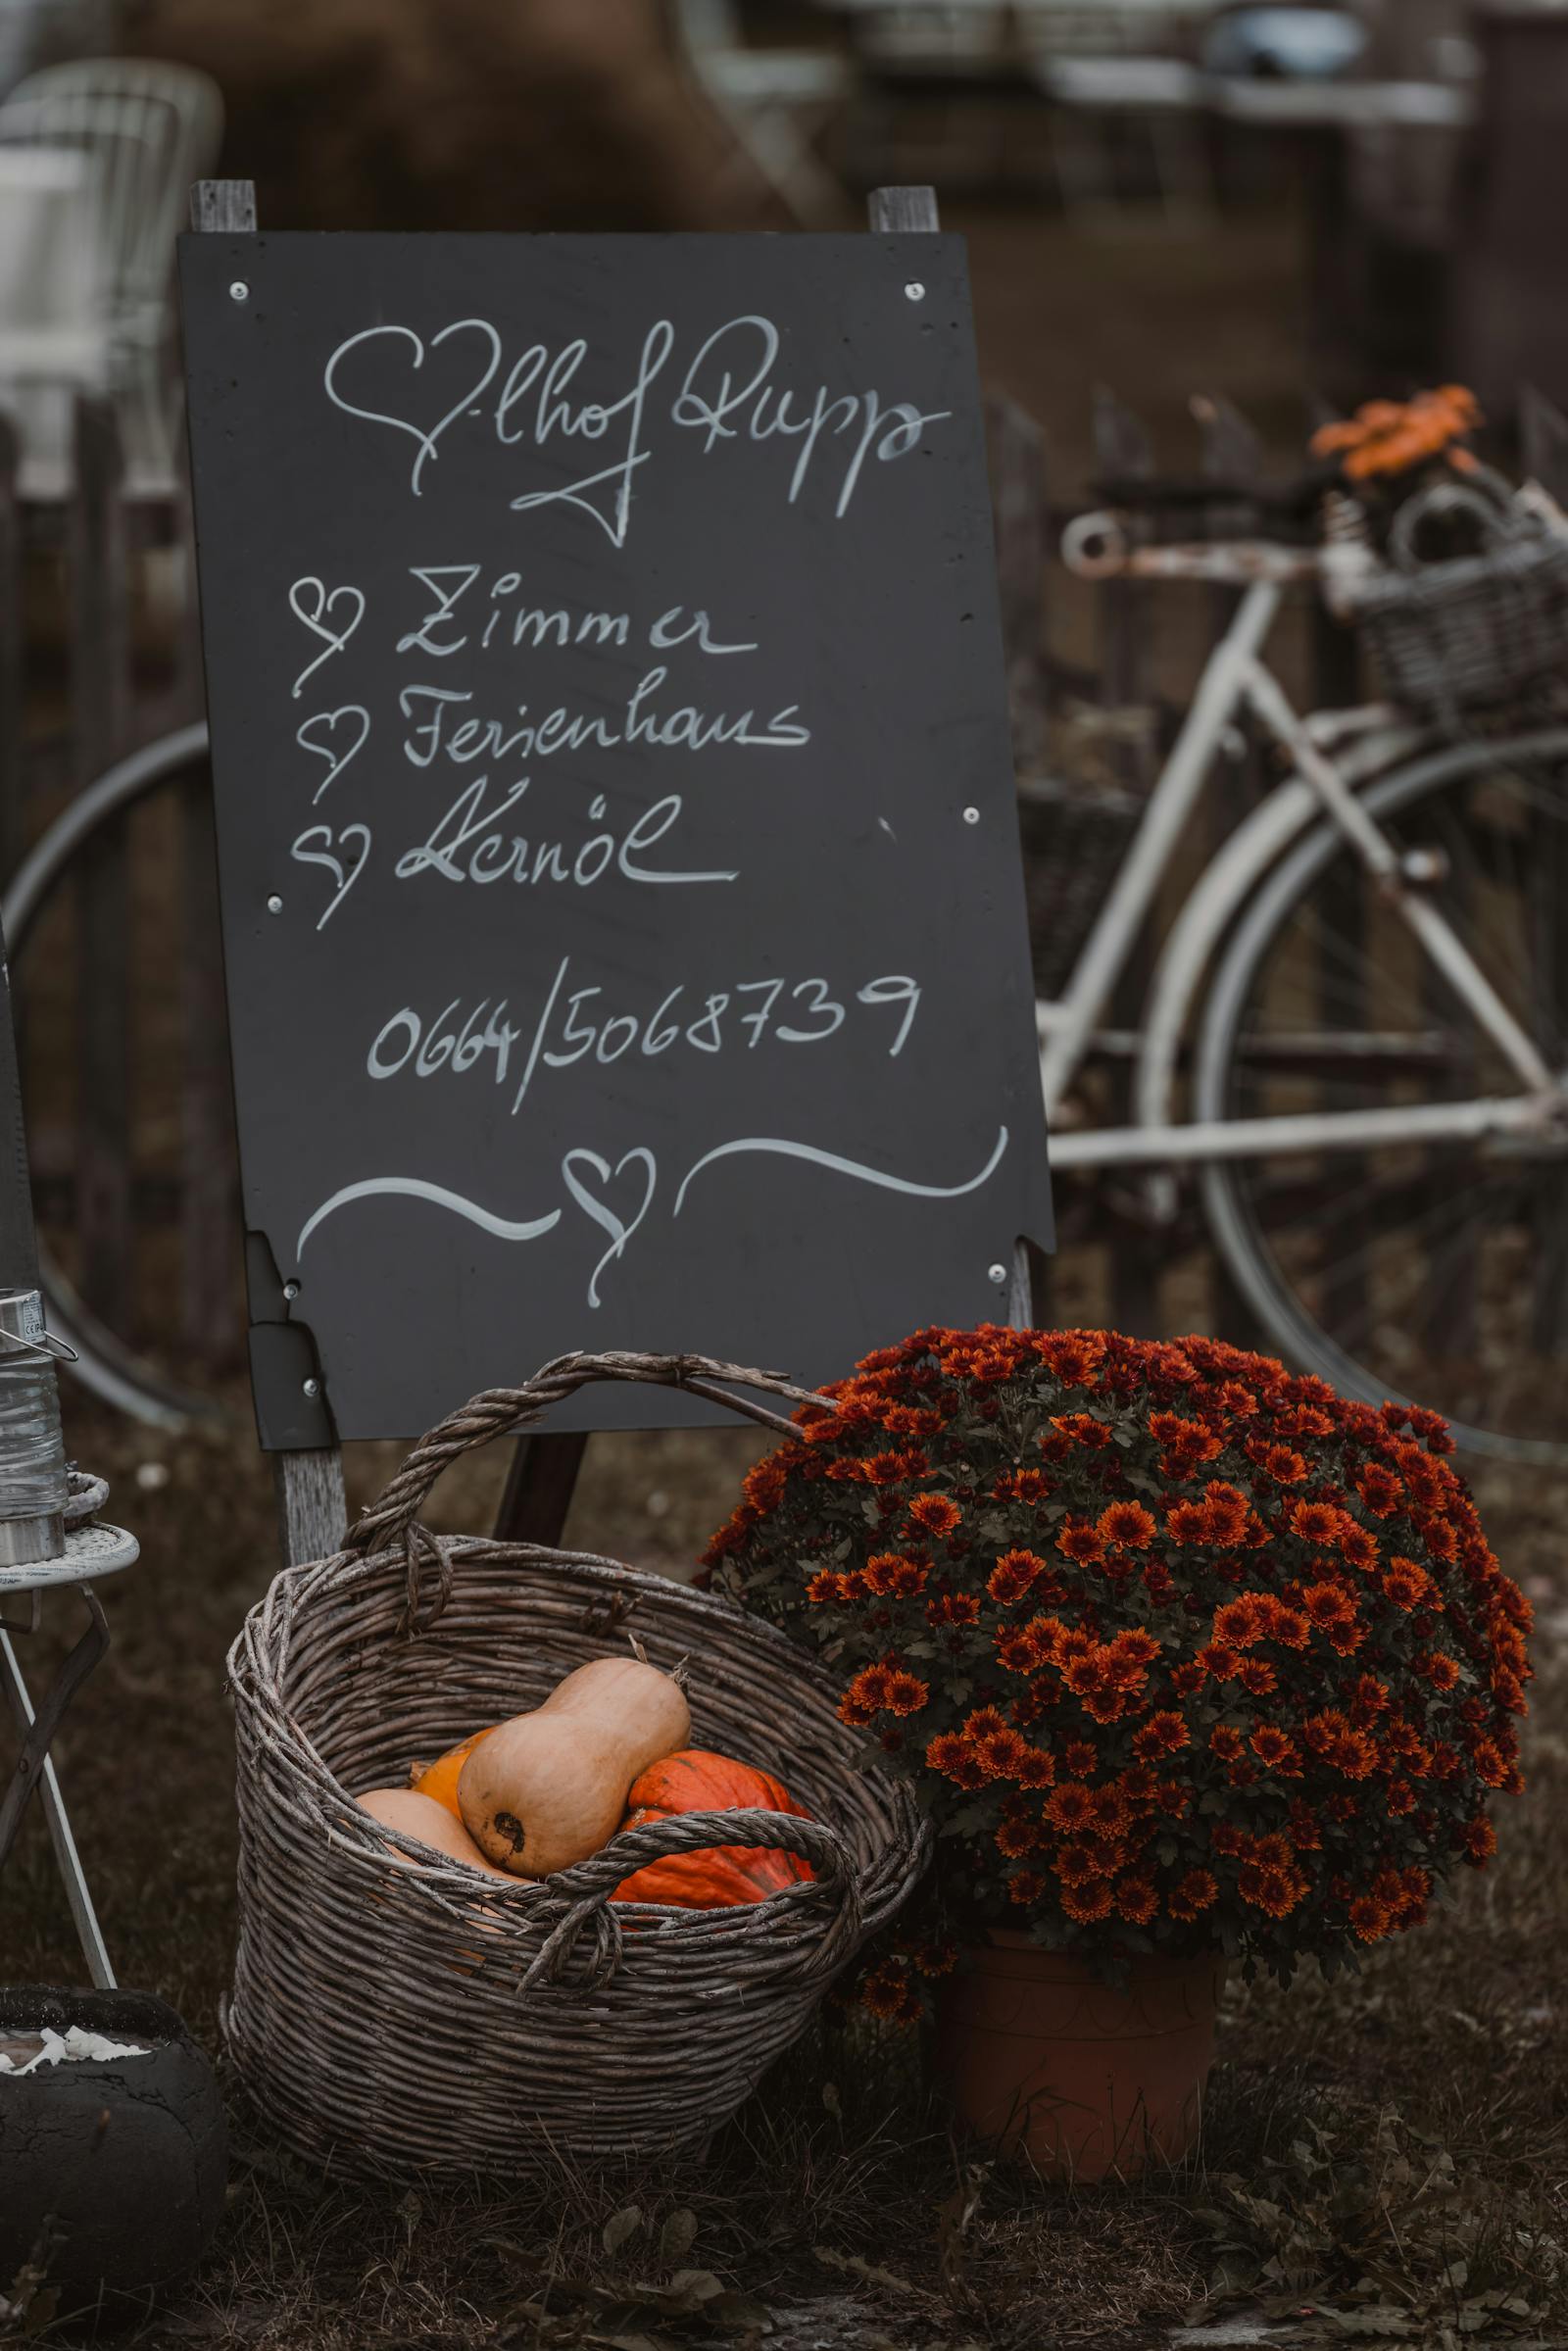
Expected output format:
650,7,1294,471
706,1327,1530,2014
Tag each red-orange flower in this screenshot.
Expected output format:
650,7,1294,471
1355,1464,1404,1518
1263,1598,1310,1649
1045,1782,1095,1834
1051,1412,1113,1449
1168,1868,1218,1921
1059,1881,1115,1924
859,1960,923,2023
1461,1815,1496,1866
1250,1725,1300,1776
1200,1483,1251,1547
995,1816,1042,1859
994,1467,1053,1502
1250,1442,1308,1484
1239,1859,1308,1917
1115,1876,1159,1926
1134,1710,1190,1759
1098,1499,1156,1551
838,1663,894,1725
1054,1840,1101,1888
1057,1518,1105,1566
1166,1500,1210,1545
905,1494,960,1538
863,1551,928,1597
989,1547,1051,1605
1302,1580,1358,1633
1149,1413,1222,1465
1291,1501,1345,1545
1213,1594,1269,1649
971,1723,1030,1778
1383,1556,1433,1612
1085,1785,1132,1838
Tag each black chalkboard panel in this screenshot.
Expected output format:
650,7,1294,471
178,232,1052,1441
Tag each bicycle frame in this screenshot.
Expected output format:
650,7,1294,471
1035,542,1567,1174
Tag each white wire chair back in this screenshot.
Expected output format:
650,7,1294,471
0,58,221,486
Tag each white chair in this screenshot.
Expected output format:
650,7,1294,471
673,0,853,225
0,58,221,492
0,141,105,497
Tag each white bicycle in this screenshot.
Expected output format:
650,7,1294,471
10,487,1568,1462
1040,479,1568,1465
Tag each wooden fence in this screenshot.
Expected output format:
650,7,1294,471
9,381,1568,1406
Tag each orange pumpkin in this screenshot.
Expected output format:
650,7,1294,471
410,1726,497,1819
611,1748,815,1908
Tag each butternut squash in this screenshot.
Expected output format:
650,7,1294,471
457,1655,691,1876
409,1726,497,1819
356,1786,511,1877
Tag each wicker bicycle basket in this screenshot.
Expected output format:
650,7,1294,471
1337,476,1568,729
225,1350,930,2179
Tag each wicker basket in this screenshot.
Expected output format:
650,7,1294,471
1339,477,1568,730
226,1351,930,2179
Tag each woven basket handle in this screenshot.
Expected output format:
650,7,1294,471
1389,476,1522,573
345,1349,826,1556
521,1807,863,1992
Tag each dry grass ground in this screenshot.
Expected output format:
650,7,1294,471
2,1391,1565,2351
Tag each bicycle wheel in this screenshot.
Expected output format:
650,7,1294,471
1196,724,1568,1465
3,723,226,1431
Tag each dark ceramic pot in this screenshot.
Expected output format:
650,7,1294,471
0,1984,227,2329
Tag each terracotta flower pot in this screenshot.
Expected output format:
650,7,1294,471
936,1933,1225,2181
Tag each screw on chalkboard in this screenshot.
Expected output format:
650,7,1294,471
283,1281,300,1301
228,280,249,302
988,1263,1007,1285
904,282,925,302
266,896,282,914
302,1378,320,1398
962,807,980,825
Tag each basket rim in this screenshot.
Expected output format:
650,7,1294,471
1343,527,1568,617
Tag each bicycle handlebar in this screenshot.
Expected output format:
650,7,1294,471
1062,511,1323,586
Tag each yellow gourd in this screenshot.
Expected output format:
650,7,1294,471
457,1655,691,1877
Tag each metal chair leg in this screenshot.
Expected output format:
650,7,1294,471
0,1595,116,1988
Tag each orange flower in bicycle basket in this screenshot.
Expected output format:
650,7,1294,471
705,1325,1529,2008
1311,385,1482,483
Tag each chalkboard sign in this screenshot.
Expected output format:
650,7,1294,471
178,231,1052,1441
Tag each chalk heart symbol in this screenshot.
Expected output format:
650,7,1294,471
290,820,370,926
288,576,365,650
296,705,369,800
323,318,503,495
562,1148,657,1309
